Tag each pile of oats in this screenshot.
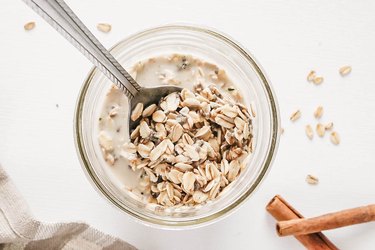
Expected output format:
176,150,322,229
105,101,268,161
121,84,254,206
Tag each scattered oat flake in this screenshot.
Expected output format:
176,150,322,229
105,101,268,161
307,70,316,82
339,66,352,76
305,125,313,140
97,23,112,33
24,21,35,31
316,123,325,137
325,122,334,131
330,131,340,145
313,76,324,85
290,110,301,122
314,106,323,119
306,174,319,185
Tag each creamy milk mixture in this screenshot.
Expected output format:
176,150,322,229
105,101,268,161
98,54,247,206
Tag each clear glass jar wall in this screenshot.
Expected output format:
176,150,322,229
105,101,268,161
74,25,280,227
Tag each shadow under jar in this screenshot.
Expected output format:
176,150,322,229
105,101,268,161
74,25,280,228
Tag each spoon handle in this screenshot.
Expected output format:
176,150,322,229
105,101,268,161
22,0,141,98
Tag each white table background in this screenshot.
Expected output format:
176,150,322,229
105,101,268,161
1,0,375,249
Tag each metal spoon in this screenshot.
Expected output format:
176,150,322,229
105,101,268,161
23,0,182,131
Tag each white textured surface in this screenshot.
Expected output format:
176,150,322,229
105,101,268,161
1,0,375,249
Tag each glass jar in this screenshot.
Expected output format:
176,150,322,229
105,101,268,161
74,25,280,227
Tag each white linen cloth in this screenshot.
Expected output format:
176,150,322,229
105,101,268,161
0,165,137,250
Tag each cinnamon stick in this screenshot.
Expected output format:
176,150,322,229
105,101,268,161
266,195,338,250
277,204,375,237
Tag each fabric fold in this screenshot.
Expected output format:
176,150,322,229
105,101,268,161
0,165,136,250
